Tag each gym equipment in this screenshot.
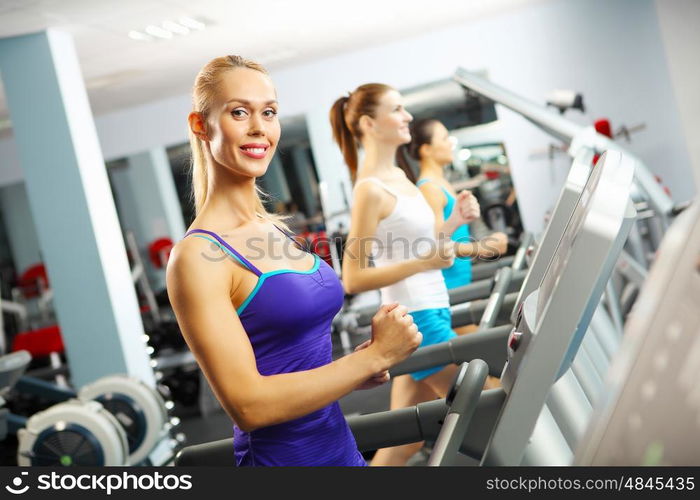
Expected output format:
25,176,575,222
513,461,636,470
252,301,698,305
10,325,68,388
546,89,584,114
4,350,182,466
0,352,121,467
349,150,635,466
471,255,514,280
1,269,51,358
17,399,130,466
453,67,675,258
17,264,54,326
0,295,27,355
126,231,162,326
390,147,598,378
331,252,520,354
477,173,512,233
171,149,636,466
575,200,700,465
148,237,174,270
78,375,174,465
11,375,181,466
427,360,488,466
0,350,31,441
125,230,204,413
175,437,236,466
4,351,178,466
9,264,56,333
392,69,668,376
335,232,532,354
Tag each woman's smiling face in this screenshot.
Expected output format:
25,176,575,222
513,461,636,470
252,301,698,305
366,89,413,146
204,67,281,178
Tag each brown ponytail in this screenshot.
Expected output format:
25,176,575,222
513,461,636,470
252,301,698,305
330,96,359,180
396,146,418,183
402,118,439,184
329,83,394,183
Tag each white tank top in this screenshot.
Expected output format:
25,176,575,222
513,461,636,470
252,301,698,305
354,177,450,312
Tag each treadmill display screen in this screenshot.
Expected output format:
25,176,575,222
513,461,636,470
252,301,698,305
536,154,605,318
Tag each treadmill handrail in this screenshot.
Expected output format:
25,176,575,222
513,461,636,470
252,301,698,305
428,360,489,466
452,68,673,227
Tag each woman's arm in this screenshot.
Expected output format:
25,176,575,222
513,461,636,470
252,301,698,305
420,183,482,240
418,182,460,238
167,238,421,432
420,183,484,257
341,182,448,294
455,232,508,260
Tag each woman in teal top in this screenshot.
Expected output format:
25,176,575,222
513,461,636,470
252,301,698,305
416,178,473,288
400,119,506,289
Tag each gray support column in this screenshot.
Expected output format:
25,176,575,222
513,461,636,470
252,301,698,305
306,108,352,232
0,183,41,274
290,146,318,217
0,30,154,387
111,147,185,290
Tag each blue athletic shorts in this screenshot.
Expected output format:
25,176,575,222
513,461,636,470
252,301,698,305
409,307,457,381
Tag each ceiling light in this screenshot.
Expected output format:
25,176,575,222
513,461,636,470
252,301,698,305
128,30,153,42
129,16,208,42
145,25,173,39
162,20,190,35
178,16,205,30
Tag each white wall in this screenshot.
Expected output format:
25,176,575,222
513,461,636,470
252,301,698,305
0,0,693,233
269,0,695,231
655,0,700,192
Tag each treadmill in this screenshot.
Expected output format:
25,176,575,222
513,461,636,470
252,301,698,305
390,147,597,378
349,149,636,466
575,200,700,465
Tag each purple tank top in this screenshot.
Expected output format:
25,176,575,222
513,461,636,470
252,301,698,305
184,228,366,466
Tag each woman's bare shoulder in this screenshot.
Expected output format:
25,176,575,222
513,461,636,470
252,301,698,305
167,235,235,290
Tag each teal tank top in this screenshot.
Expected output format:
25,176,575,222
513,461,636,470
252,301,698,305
417,179,473,289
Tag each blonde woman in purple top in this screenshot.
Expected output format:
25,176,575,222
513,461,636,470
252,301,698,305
166,55,422,466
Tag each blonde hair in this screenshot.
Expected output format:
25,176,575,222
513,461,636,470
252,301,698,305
189,55,289,230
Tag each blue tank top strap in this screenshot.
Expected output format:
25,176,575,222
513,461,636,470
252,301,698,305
417,178,454,216
417,178,452,199
184,229,263,277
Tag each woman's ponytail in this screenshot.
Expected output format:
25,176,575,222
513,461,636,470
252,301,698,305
329,83,394,183
330,96,359,180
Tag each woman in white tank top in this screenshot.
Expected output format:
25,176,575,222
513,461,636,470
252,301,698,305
330,83,497,466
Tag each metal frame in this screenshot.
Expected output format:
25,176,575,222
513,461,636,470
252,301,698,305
482,151,636,464
576,201,700,465
453,68,673,237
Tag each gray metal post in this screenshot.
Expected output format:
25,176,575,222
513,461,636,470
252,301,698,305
0,30,154,387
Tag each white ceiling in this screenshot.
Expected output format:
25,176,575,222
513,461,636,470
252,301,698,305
0,0,542,126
